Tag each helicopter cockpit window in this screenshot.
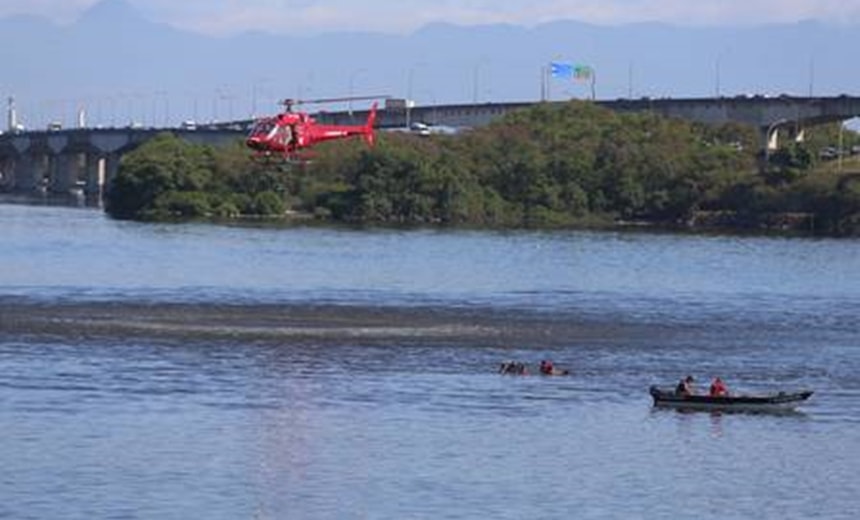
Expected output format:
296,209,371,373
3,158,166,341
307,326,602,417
251,120,275,136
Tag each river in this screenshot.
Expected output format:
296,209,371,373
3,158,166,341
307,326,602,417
1,202,859,519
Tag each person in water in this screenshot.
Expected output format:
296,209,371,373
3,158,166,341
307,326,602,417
709,377,729,397
676,375,695,396
499,361,528,375
539,360,570,376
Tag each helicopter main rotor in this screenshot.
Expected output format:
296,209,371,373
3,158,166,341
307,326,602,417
280,95,390,112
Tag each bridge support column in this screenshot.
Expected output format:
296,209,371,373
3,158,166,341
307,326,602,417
789,127,805,143
104,154,121,189
14,154,41,193
761,119,793,169
84,154,106,205
0,155,15,191
74,153,87,188
49,153,75,194
84,154,104,195
36,155,52,191
765,128,779,151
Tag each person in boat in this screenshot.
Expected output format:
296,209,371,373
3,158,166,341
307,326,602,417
675,375,695,396
709,377,729,397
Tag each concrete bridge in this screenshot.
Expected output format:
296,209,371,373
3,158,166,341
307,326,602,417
0,126,245,199
2,95,859,197
599,95,860,150
314,94,860,172
354,94,860,149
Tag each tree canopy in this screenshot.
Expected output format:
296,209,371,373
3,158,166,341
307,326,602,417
104,101,860,236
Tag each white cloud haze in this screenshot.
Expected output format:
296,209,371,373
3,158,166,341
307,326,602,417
1,0,859,34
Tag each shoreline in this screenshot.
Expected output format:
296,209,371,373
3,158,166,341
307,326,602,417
0,198,844,237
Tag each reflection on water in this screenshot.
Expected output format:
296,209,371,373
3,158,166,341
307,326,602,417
1,203,860,518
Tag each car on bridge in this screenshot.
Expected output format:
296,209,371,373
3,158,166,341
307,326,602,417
410,122,431,136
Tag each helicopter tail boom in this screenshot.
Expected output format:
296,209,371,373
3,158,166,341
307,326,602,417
363,102,378,147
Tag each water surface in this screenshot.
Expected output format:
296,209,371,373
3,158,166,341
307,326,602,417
1,203,858,519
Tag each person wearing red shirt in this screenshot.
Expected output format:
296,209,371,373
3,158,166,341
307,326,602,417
709,377,729,397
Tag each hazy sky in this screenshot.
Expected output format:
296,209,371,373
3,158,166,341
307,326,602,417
3,0,860,35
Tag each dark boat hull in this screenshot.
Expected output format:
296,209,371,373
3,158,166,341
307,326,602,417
649,386,813,412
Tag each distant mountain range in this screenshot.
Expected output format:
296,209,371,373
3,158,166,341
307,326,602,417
1,0,858,129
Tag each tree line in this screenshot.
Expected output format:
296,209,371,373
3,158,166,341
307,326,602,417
105,100,860,236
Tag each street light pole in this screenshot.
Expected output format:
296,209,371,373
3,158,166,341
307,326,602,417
715,55,721,97
472,58,489,103
473,64,479,104
348,68,367,119
590,68,597,100
417,89,437,125
251,77,272,120
628,62,634,99
407,68,414,129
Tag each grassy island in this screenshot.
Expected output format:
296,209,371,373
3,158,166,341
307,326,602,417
105,101,860,236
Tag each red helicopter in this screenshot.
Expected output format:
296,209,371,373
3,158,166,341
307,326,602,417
245,95,384,161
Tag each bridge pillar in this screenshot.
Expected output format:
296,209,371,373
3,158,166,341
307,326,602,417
789,127,805,143
49,153,76,193
84,154,105,197
71,152,87,193
14,154,42,192
104,153,121,190
0,155,15,190
765,129,779,151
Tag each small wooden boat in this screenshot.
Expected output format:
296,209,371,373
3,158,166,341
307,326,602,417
649,385,813,412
